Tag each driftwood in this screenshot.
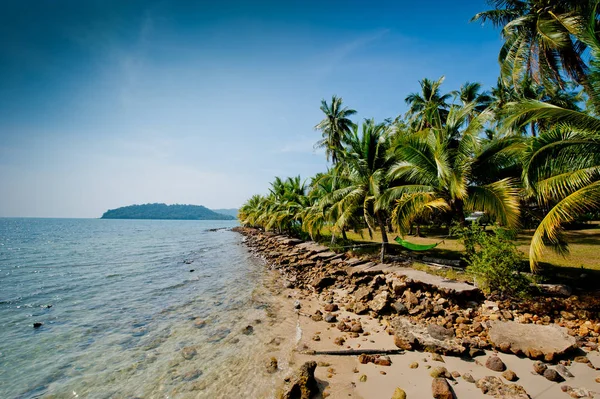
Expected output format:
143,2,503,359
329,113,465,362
298,349,404,356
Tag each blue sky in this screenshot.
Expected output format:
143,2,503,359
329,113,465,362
0,0,503,218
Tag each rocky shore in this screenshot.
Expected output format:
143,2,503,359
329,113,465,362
234,226,600,398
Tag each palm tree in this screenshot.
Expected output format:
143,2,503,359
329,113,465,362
452,82,493,119
472,0,590,90
314,95,357,164
325,119,393,260
405,76,452,130
380,104,521,236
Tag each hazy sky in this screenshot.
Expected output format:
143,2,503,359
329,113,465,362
0,0,502,218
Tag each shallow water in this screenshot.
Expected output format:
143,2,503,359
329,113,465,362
0,218,296,398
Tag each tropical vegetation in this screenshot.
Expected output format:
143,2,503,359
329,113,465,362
239,0,600,273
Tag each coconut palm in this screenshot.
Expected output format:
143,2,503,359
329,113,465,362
452,82,493,119
405,76,452,130
380,104,521,236
472,0,590,90
324,119,393,260
314,95,357,164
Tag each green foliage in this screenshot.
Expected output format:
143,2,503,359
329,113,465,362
455,224,530,296
101,203,235,220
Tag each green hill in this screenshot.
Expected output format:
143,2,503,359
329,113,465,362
101,203,235,220
211,208,238,218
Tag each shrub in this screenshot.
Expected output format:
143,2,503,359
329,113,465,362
454,224,530,297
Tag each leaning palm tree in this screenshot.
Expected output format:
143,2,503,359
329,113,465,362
405,76,452,130
500,4,600,271
314,95,357,164
472,0,590,90
380,104,521,237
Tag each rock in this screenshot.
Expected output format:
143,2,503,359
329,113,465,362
488,320,576,360
311,311,323,322
556,364,574,378
370,291,390,314
311,276,336,290
392,318,466,356
324,313,337,323
469,347,485,358
350,322,363,333
354,286,372,302
486,356,507,372
242,325,254,335
392,301,408,315
431,353,444,363
181,346,197,360
462,373,475,383
375,355,392,366
312,335,320,341
278,361,319,399
358,354,375,364
294,300,301,309
537,284,572,297
323,303,338,312
475,376,530,398
451,371,461,379
181,369,203,381
354,302,370,315
543,368,563,382
359,374,367,382
574,356,589,363
430,366,451,379
266,357,278,373
33,322,43,329
409,362,419,369
502,370,518,381
391,387,407,399
431,378,454,399
193,319,206,328
403,290,419,307
427,324,455,341
334,336,345,346
533,361,547,375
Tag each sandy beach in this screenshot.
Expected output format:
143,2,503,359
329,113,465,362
236,227,600,399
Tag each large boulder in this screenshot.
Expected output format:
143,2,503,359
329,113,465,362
392,318,466,356
488,321,576,361
278,361,319,399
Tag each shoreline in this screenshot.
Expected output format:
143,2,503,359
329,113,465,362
235,226,600,399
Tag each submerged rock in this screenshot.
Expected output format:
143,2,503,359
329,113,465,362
33,322,43,329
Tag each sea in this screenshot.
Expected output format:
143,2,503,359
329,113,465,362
0,218,297,399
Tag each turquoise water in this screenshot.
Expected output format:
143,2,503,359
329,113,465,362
0,218,295,398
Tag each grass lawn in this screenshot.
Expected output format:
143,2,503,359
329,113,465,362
337,222,600,272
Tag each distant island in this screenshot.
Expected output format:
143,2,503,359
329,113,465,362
210,208,239,218
101,203,235,220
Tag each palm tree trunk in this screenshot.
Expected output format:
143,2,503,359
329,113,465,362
376,212,388,263
341,229,347,241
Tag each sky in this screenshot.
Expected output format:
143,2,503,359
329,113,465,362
0,0,504,218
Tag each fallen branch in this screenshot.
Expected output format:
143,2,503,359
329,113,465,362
297,349,404,356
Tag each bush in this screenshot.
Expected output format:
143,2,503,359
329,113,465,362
454,224,530,297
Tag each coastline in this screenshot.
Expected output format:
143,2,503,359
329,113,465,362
234,226,600,399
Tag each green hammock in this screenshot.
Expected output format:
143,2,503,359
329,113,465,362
394,236,441,251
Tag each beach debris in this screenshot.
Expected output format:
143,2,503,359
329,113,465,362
476,376,530,398
431,378,454,399
556,364,574,378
